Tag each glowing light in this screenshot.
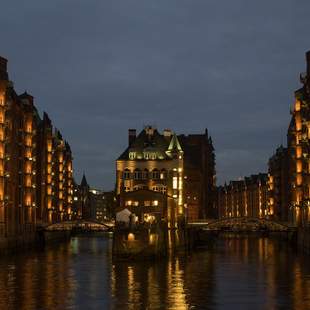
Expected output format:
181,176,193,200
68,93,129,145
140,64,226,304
173,177,178,189
128,233,135,241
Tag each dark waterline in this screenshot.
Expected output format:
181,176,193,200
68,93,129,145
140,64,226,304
0,234,310,310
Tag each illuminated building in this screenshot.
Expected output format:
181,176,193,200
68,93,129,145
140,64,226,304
52,131,73,222
0,58,37,238
0,56,74,245
267,146,289,221
116,126,184,227
218,174,268,219
178,129,216,220
287,51,310,226
72,174,114,221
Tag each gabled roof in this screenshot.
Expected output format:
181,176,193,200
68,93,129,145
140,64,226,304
117,127,180,160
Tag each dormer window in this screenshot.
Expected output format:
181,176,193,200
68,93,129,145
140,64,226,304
143,152,156,160
129,152,136,160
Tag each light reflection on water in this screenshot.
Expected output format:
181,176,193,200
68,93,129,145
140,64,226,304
0,234,310,309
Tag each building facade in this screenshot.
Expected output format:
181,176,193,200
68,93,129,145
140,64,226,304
267,146,289,222
178,129,216,220
116,126,184,228
0,56,74,244
116,126,217,227
218,174,268,219
72,174,114,222
287,51,310,226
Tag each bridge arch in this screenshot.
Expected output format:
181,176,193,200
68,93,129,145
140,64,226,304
44,220,114,231
188,217,294,232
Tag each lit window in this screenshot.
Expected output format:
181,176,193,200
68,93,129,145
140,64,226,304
129,152,136,160
173,177,178,189
144,152,149,159
153,200,158,206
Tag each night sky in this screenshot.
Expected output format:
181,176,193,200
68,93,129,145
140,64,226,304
1,0,310,190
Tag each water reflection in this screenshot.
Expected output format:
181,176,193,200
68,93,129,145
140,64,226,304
0,234,310,309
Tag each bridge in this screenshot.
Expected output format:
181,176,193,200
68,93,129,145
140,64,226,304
43,220,115,232
187,217,297,232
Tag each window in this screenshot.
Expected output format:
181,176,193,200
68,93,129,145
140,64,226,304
160,169,167,179
144,152,149,160
142,169,149,179
173,177,178,189
123,169,131,179
124,187,131,192
153,185,167,194
134,169,142,180
152,169,160,179
129,152,136,160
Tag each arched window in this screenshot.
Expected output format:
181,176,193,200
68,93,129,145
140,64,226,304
152,169,160,180
123,169,131,180
134,168,142,180
160,169,167,180
129,152,136,160
142,169,149,179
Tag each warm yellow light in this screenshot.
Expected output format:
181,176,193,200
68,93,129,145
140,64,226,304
173,177,178,189
297,174,302,186
297,160,302,173
149,234,156,245
128,233,135,241
296,146,302,159
296,115,302,131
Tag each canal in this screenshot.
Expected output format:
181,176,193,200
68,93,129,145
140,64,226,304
0,234,310,310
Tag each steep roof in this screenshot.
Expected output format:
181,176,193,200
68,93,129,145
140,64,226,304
81,174,89,187
117,127,182,160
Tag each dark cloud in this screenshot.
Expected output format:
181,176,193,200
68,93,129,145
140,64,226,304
1,0,309,189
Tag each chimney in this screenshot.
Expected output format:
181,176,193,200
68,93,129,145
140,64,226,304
307,50,310,75
128,129,136,146
163,129,172,140
0,56,8,81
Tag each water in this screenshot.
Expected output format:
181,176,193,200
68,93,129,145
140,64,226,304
0,234,310,310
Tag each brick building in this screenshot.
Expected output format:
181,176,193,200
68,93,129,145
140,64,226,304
116,126,216,227
218,174,268,219
0,56,74,245
267,146,289,221
287,51,310,226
